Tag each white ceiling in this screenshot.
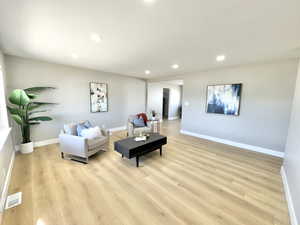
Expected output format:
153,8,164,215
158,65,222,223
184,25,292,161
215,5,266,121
160,80,184,86
1,0,300,79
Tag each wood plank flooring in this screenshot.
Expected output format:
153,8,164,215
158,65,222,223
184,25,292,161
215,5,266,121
2,120,290,225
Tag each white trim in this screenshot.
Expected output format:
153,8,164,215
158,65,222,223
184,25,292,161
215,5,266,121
15,138,59,151
0,151,15,212
34,138,59,147
15,125,128,150
281,166,299,225
180,130,284,158
109,126,126,133
0,128,12,152
168,116,179,120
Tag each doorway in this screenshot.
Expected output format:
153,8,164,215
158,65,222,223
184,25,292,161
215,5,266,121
162,88,170,119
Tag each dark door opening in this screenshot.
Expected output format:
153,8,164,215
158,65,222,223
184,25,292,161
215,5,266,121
162,88,170,120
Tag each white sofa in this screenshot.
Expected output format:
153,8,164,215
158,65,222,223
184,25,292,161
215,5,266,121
59,122,109,163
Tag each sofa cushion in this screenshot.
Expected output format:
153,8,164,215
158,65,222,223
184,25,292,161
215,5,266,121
133,127,151,135
87,136,107,150
64,123,78,135
81,126,102,139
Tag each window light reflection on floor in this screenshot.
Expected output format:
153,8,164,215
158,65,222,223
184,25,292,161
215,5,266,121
36,219,46,225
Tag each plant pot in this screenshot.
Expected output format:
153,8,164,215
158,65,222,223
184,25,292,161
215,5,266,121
20,142,34,154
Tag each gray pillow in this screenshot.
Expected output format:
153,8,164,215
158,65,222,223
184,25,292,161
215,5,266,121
83,120,92,128
129,115,138,123
133,117,145,127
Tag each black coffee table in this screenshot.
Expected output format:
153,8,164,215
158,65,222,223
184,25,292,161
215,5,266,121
114,134,167,167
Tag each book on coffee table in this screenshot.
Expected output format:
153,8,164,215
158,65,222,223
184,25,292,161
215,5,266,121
134,136,147,142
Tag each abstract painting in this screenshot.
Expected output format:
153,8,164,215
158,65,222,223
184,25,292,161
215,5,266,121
90,82,108,113
206,83,242,116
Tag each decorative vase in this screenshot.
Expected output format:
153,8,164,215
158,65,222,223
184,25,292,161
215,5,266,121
20,142,34,154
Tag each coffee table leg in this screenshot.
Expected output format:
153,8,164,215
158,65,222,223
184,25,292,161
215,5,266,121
136,155,139,167
122,153,124,158
160,146,162,156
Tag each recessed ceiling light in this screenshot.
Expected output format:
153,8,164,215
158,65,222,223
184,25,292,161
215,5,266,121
216,55,226,62
172,64,179,69
145,70,151,75
90,33,102,43
71,53,79,59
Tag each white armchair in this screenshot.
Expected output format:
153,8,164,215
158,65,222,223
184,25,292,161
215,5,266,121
127,114,152,137
59,122,109,163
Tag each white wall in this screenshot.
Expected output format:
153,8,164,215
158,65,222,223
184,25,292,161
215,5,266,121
0,50,14,223
0,52,9,129
5,55,146,143
283,59,300,224
147,82,181,119
181,60,298,152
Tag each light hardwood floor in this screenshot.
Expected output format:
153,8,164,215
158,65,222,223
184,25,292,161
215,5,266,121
2,120,290,225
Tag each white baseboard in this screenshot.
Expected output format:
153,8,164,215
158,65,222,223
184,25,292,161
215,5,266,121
34,138,59,147
168,116,179,121
109,126,127,134
281,166,299,225
0,151,15,212
15,125,128,150
15,138,59,151
180,130,284,158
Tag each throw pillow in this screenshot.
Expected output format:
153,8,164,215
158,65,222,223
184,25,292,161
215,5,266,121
81,126,102,139
77,124,87,136
137,113,148,126
83,120,92,128
133,117,145,127
129,115,138,123
64,123,77,135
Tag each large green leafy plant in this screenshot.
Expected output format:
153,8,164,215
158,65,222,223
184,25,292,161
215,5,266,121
7,87,56,144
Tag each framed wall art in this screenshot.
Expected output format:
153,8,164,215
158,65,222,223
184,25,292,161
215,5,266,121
90,82,108,113
206,83,242,116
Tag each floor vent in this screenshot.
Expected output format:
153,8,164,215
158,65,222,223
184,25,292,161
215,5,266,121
5,192,22,209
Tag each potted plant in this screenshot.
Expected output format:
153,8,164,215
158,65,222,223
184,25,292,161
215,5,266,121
7,87,56,154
